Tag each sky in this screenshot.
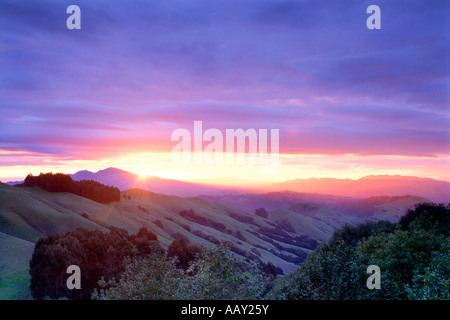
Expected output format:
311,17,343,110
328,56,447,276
0,0,449,183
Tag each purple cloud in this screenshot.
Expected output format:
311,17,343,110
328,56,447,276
0,0,448,162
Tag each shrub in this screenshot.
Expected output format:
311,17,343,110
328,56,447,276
167,238,200,270
255,208,268,219
92,244,266,300
405,240,450,300
29,227,160,300
184,244,266,300
228,211,255,224
93,253,184,300
153,220,163,229
270,203,449,300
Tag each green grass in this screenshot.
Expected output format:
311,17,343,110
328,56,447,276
0,232,34,300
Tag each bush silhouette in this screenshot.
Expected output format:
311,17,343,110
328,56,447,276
24,172,120,204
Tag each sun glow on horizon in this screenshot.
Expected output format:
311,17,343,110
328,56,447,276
1,150,449,184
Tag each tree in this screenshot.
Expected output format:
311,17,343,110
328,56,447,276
399,203,449,236
23,172,121,204
357,221,446,299
92,244,266,300
255,208,268,219
183,244,266,300
167,238,200,271
275,241,371,300
328,220,395,247
29,227,161,300
262,261,278,280
405,240,450,300
271,202,449,300
92,253,184,300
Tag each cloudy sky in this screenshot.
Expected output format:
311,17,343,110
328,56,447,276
0,0,448,182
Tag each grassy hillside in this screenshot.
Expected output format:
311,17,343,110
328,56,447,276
0,232,34,299
0,184,315,276
202,192,431,225
0,183,432,300
0,183,107,243
200,191,352,213
329,195,431,222
268,203,356,242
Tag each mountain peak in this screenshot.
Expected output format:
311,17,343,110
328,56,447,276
73,169,93,174
96,167,129,174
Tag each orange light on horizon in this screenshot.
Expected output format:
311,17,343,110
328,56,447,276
1,150,449,184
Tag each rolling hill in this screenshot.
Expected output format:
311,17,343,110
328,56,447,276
0,183,318,275
200,191,352,213
200,191,430,223
0,180,435,299
0,232,34,299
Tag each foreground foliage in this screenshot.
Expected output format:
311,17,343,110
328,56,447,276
269,203,449,300
29,202,448,300
29,227,160,300
92,244,266,300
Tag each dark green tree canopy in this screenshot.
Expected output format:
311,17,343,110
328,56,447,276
29,227,160,300
24,172,121,204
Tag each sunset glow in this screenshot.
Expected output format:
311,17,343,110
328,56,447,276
1,150,449,184
0,0,448,185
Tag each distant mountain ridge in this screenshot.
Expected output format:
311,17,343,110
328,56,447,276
6,167,449,202
265,175,449,203
71,167,242,197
